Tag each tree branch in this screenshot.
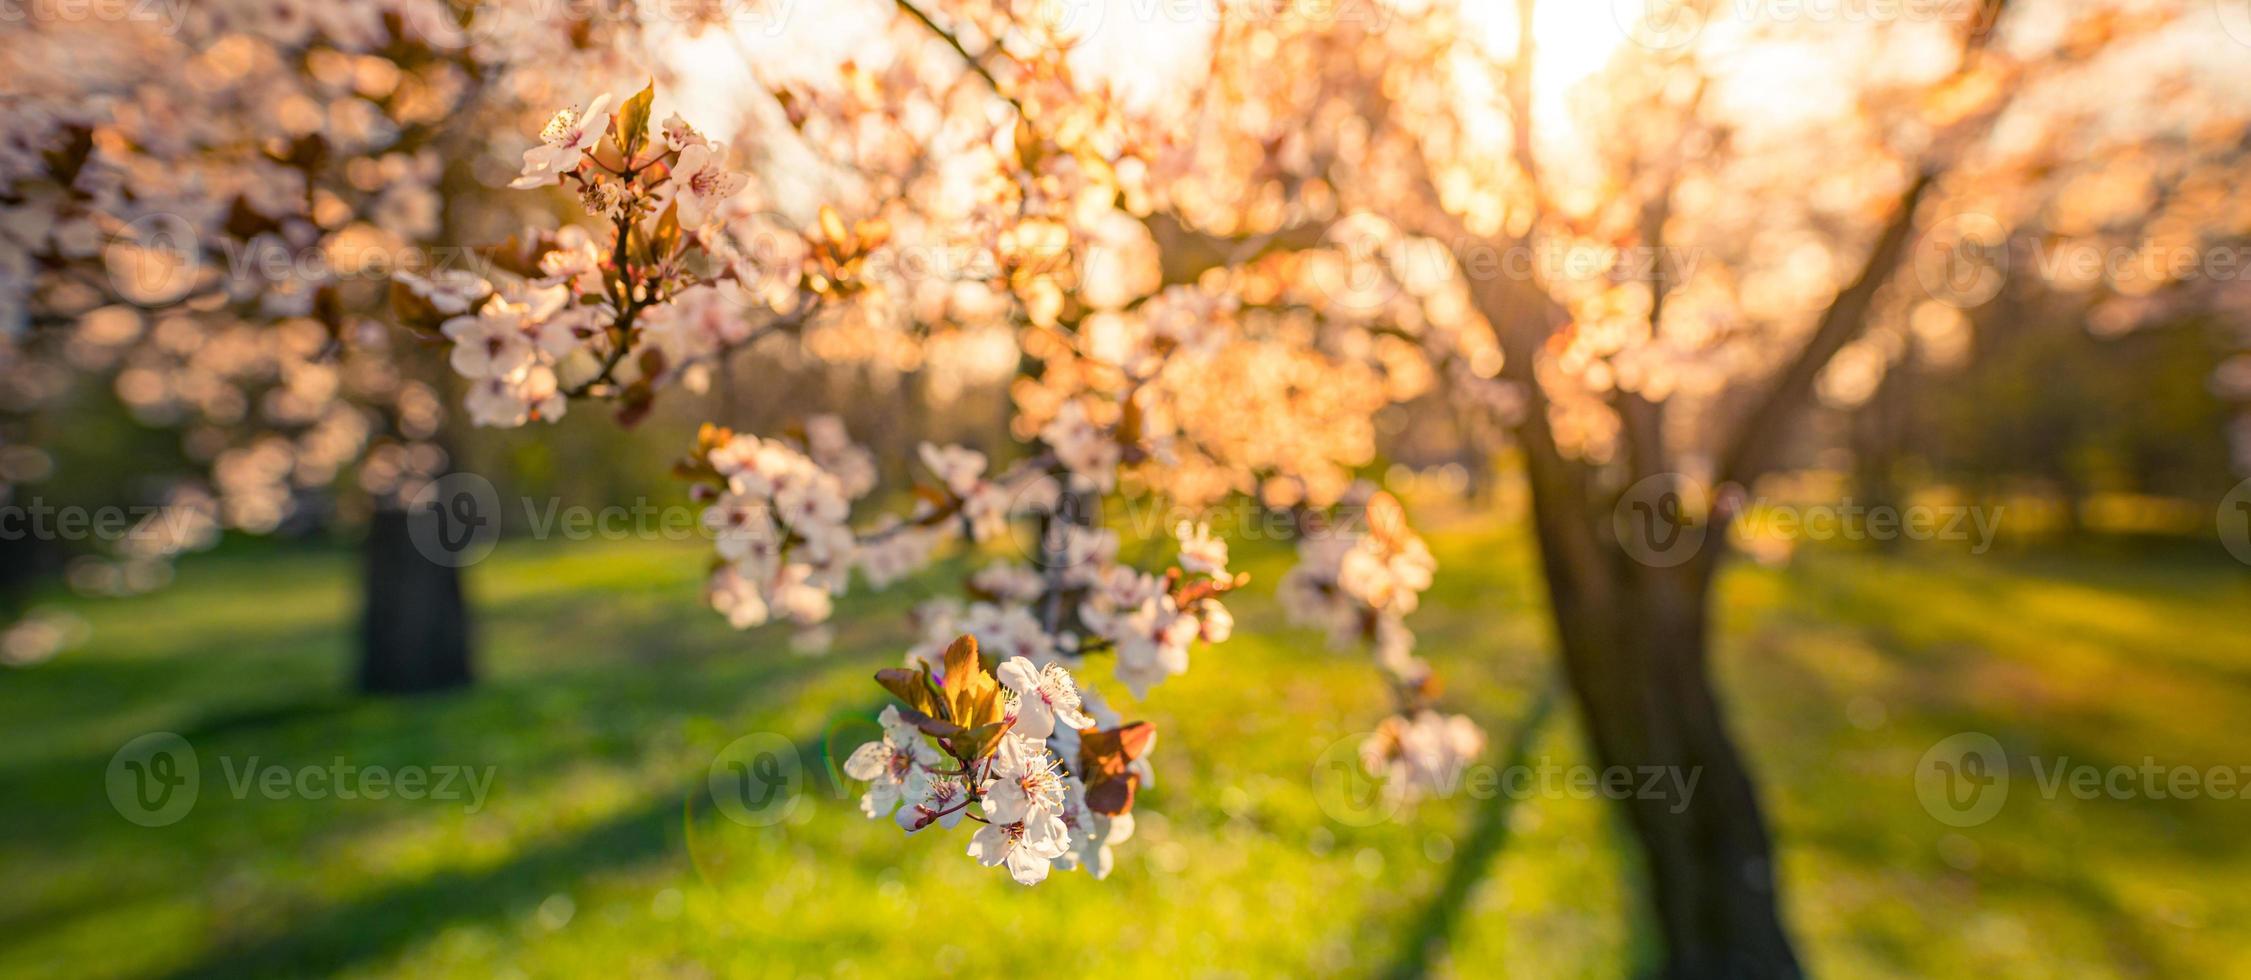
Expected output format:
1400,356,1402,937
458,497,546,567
1713,171,1933,490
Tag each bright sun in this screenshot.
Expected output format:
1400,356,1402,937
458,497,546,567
1464,0,1632,116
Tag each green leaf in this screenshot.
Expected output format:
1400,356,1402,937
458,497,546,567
613,79,656,162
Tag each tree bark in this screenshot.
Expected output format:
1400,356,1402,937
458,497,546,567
1527,487,1802,978
356,507,473,695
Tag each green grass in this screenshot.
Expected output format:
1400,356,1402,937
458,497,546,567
2,519,2247,978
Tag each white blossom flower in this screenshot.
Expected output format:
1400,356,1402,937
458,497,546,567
708,562,771,628
960,483,1013,542
1362,710,1485,805
440,284,568,378
702,491,779,568
804,415,878,499
512,94,612,189
997,656,1094,740
396,269,489,316
966,811,1071,885
533,303,603,360
1052,777,1135,880
1079,565,1196,697
773,471,849,529
660,112,707,152
462,364,564,428
442,306,534,379
859,521,942,589
769,563,836,625
1174,520,1229,576
843,706,941,819
981,734,1068,825
534,225,606,295
670,142,746,227
1054,525,1119,588
894,775,970,833
917,442,987,498
1040,401,1119,493
1198,598,1233,643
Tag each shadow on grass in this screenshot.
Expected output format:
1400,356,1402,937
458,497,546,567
155,697,885,980
1381,681,1561,980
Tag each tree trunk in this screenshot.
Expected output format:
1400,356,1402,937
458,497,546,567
1853,362,1911,551
1525,485,1802,978
356,507,473,695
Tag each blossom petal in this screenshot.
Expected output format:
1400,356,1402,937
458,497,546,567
841,741,888,781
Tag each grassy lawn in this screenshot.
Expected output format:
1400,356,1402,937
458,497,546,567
2,516,2246,978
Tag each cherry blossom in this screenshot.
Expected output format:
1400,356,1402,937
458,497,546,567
1174,520,1229,577
1361,710,1487,805
510,94,612,189
966,810,1072,886
843,706,942,820
669,143,746,227
997,656,1094,740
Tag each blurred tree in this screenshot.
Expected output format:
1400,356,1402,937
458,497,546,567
9,0,2250,972
0,2,650,692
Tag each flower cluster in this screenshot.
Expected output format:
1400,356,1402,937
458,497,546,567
1279,488,1482,799
1076,522,1240,697
1280,489,1438,681
393,67,1482,880
845,635,1153,884
0,0,602,626
398,85,765,429
1360,710,1487,807
689,424,864,631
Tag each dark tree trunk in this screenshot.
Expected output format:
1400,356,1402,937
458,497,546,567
1853,362,1911,551
1521,467,1802,978
357,508,473,695
1552,568,1799,978
0,532,58,620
